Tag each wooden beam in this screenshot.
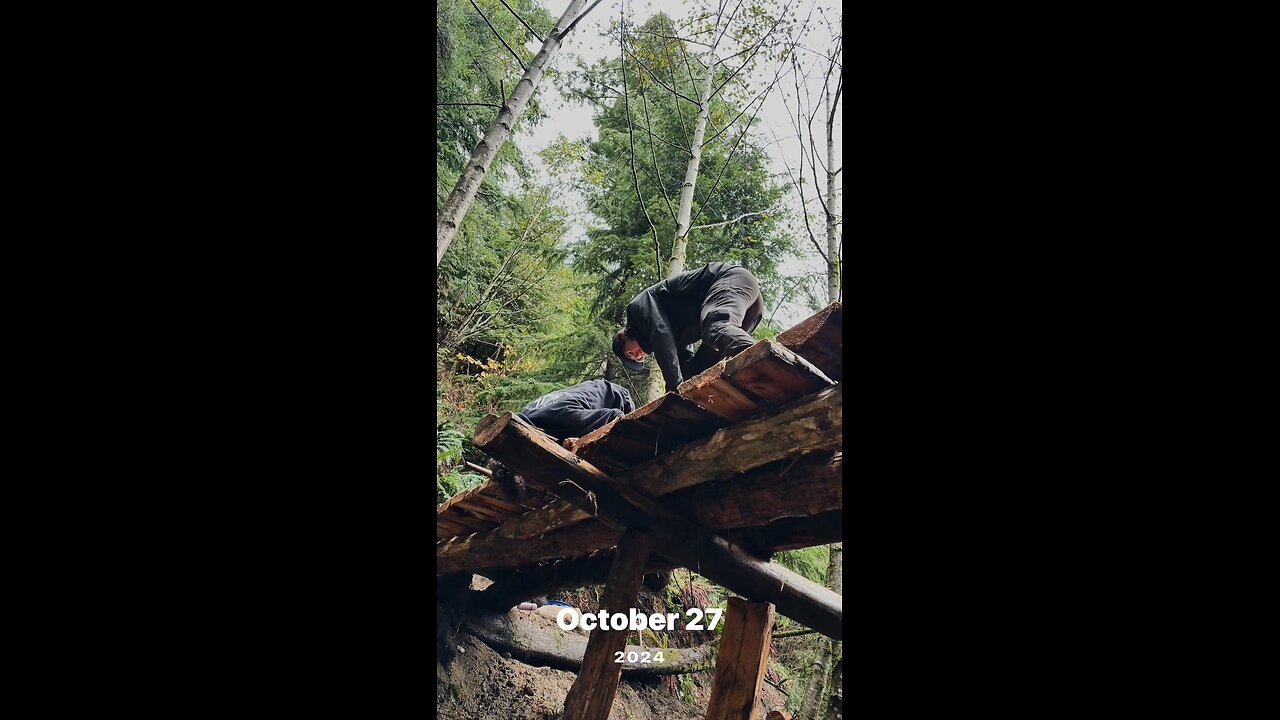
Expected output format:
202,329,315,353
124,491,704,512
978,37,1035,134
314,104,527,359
727,509,844,554
467,550,681,613
491,385,843,541
705,597,775,720
473,410,843,640
775,302,842,382
671,452,841,529
563,531,652,720
437,520,623,576
679,339,834,422
438,452,841,575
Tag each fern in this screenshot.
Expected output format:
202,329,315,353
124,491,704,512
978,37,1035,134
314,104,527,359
437,427,484,502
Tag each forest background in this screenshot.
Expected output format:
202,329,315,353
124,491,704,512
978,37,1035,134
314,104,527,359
437,0,842,714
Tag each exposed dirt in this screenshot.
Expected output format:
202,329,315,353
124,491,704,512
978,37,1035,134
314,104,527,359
437,574,787,720
437,631,708,720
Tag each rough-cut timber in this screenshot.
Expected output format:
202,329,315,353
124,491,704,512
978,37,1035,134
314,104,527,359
441,451,842,576
775,302,842,381
705,597,776,720
487,385,843,542
669,452,842,529
562,531,652,720
464,609,716,675
728,509,844,554
472,411,843,640
436,0,591,266
467,507,841,612
437,516,622,576
436,478,556,541
678,339,834,422
573,392,730,475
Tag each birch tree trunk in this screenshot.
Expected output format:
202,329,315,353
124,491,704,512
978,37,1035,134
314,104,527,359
645,55,719,402
667,57,718,278
435,0,591,267
825,81,840,304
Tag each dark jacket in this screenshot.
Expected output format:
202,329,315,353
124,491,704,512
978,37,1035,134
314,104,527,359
516,379,636,440
624,262,742,391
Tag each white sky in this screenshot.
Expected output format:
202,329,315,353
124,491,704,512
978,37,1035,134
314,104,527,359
518,0,842,329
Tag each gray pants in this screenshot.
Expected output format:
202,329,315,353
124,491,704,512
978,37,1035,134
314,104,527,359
683,267,764,378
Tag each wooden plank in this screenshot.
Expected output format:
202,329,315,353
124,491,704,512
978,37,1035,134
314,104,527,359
575,393,730,472
490,451,840,544
722,341,834,408
705,597,776,720
563,530,653,720
437,519,623,575
494,498,588,540
436,480,495,515
678,355,768,422
453,501,508,524
473,410,843,640
439,509,498,533
727,510,843,553
437,450,839,568
436,516,473,537
467,491,528,514
775,302,842,382
480,385,842,542
668,452,842,529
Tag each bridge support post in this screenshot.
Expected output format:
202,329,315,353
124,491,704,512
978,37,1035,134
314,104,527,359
562,529,653,720
705,597,776,720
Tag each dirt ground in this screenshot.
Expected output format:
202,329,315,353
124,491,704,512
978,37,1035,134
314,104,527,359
437,575,788,720
437,630,709,720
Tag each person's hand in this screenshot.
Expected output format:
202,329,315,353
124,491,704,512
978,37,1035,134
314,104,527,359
562,437,579,450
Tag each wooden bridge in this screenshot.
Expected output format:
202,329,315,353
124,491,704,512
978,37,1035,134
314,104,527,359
437,302,843,720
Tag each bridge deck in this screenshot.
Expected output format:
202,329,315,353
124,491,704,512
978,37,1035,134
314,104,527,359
436,302,843,567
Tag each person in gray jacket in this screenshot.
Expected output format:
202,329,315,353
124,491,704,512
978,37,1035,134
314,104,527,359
613,262,764,393
490,379,636,500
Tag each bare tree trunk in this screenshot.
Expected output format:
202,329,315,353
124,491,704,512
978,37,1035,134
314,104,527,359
435,0,592,266
667,57,718,278
646,361,665,402
798,543,842,720
823,658,843,720
643,47,718,403
825,78,839,304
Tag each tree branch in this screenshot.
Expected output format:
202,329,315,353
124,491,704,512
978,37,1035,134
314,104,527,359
640,84,680,225
469,0,526,72
689,210,769,231
620,41,702,106
558,0,606,39
496,0,544,43
619,1,663,279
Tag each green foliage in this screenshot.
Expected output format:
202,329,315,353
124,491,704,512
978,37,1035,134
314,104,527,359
680,672,695,704
436,426,486,502
563,12,800,325
775,545,830,584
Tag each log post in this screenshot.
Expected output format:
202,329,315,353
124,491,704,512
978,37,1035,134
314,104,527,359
705,597,776,720
563,530,653,720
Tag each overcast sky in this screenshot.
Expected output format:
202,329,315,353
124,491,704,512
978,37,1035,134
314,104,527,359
519,0,842,328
